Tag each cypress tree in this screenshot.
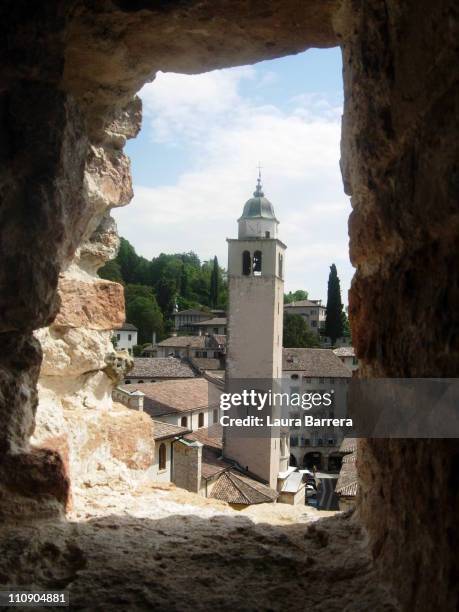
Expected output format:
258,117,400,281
209,256,220,307
325,264,344,346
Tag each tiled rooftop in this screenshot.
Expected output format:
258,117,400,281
151,420,191,440
282,348,352,377
119,379,220,417
210,470,278,505
128,357,196,379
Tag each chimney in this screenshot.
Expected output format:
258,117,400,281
172,439,202,493
130,391,144,411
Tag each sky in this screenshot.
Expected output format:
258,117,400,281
113,47,353,304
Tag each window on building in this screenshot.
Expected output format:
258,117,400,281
329,378,335,384
290,435,298,447
328,438,336,445
253,250,262,276
310,309,316,315
158,443,166,471
278,253,283,278
317,438,323,446
117,334,121,341
198,412,204,427
138,380,144,383
311,320,317,327
202,351,207,358
181,416,187,427
128,334,132,341
319,377,325,384
242,250,251,275
290,374,299,380
265,230,270,238
213,409,218,424
303,377,311,383
213,327,219,333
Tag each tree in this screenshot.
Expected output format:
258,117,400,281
283,313,320,348
325,263,344,346
98,260,124,284
156,277,177,318
209,256,220,307
284,289,309,304
117,238,141,284
126,296,164,344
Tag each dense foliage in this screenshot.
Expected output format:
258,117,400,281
283,313,321,348
99,238,228,339
284,289,309,304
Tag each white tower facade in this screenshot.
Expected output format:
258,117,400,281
223,176,287,489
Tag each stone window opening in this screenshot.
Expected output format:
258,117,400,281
198,412,204,428
158,443,167,471
242,250,251,275
181,416,187,428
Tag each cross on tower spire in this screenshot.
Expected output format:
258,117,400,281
254,162,264,196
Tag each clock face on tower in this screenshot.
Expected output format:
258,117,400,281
247,220,259,235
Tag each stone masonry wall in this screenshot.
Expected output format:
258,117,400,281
172,440,202,494
335,1,459,609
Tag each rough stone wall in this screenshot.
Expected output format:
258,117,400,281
336,1,459,610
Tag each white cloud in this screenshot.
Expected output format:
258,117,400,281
113,66,354,303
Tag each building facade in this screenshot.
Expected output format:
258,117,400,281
284,299,326,335
282,348,352,472
113,323,138,354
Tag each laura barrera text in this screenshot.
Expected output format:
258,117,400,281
220,415,353,427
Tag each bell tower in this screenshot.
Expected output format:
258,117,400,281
223,174,287,489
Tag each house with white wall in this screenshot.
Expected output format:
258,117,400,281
113,322,138,355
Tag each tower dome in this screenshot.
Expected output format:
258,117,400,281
238,175,279,239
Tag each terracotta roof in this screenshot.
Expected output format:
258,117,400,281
284,300,325,308
157,334,226,349
128,357,196,379
201,447,233,479
190,317,227,326
210,470,278,505
190,357,222,371
115,322,138,331
151,420,191,440
333,347,356,358
282,348,352,377
174,309,211,316
335,450,358,498
185,424,223,450
119,379,220,417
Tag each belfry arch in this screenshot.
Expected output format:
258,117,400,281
0,2,457,610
